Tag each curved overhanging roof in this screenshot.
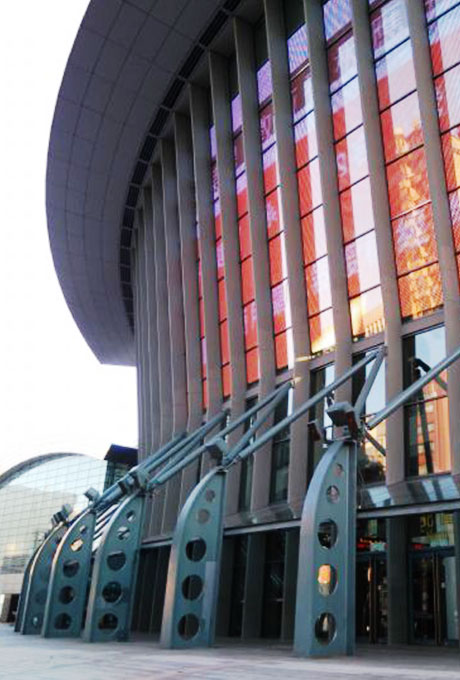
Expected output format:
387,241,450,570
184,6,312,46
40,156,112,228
0,453,84,489
47,0,237,365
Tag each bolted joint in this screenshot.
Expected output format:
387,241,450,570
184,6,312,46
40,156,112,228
204,437,228,463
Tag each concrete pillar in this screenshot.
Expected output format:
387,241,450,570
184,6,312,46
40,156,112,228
281,528,299,640
234,18,276,512
132,226,146,461
241,532,266,638
304,0,352,399
136,213,152,457
387,516,408,644
174,113,203,506
265,0,311,509
351,0,404,485
406,0,460,479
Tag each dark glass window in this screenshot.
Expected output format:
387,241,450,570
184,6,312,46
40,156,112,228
262,530,287,638
228,536,248,636
238,397,257,512
269,392,292,503
308,363,335,476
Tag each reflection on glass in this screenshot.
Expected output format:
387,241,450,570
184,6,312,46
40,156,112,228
340,177,375,243
380,93,423,162
375,40,416,109
392,203,438,276
350,287,385,338
398,263,443,319
371,0,409,60
309,309,336,355
386,147,430,218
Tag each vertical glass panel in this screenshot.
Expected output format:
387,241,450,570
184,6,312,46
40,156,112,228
298,157,322,215
323,0,352,42
331,77,363,140
350,286,385,338
222,363,232,398
231,94,243,132
328,33,357,93
386,147,431,218
238,214,252,261
220,320,230,365
294,113,318,168
435,65,460,132
214,199,222,239
233,134,245,176
380,93,423,162
218,279,227,321
243,301,258,349
448,189,460,250
441,126,460,191
263,144,279,194
211,162,219,201
272,282,288,333
392,203,438,275
241,257,255,304
287,23,309,74
275,331,289,370
309,308,336,354
199,297,205,336
404,325,446,389
305,257,333,314
425,0,459,22
210,125,217,161
340,177,375,243
201,337,207,378
406,397,450,474
260,102,276,150
335,126,369,191
246,347,260,384
269,233,287,286
345,231,381,296
375,40,417,110
266,188,282,238
216,239,225,279
398,263,444,318
236,172,248,218
291,67,314,122
302,206,327,264
257,60,273,104
371,0,409,59
429,4,460,74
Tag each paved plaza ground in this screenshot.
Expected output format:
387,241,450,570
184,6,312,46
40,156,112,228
1,623,460,680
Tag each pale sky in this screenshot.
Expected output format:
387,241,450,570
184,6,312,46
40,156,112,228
0,2,138,475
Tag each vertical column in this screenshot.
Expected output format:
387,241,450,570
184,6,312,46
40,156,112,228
209,53,246,511
406,0,460,477
137,212,153,456
264,0,311,506
304,0,352,397
189,85,223,419
132,224,147,460
351,0,404,485
174,113,203,505
386,516,408,644
234,18,276,511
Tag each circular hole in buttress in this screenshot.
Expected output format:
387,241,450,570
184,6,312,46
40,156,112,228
98,613,118,631
177,614,200,640
63,560,80,578
54,613,72,630
59,586,75,604
326,485,340,503
107,551,126,571
185,539,207,562
205,489,215,502
317,520,338,549
317,564,337,596
102,581,123,604
197,509,210,524
315,613,336,645
181,575,203,600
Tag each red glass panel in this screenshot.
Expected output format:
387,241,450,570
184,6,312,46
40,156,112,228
323,0,352,43
271,281,289,334
216,238,225,280
260,102,276,150
291,67,314,122
288,23,309,74
436,65,460,133
298,157,322,215
236,172,248,218
309,308,335,355
371,0,409,60
197,259,203,298
375,40,416,110
218,278,227,322
231,93,243,132
222,363,232,398
239,214,252,261
243,300,258,350
211,161,219,201
214,199,222,239
381,93,423,163
305,257,332,315
269,233,286,286
263,145,278,194
199,297,205,337
265,189,282,238
350,286,385,338
335,126,369,191
442,126,460,191
345,231,381,297
331,77,362,140
340,177,375,243
294,113,318,168
302,206,327,264
429,4,460,75
449,189,460,251
220,319,230,365
386,147,430,218
398,262,444,318
392,203,438,275
246,347,260,384
257,60,273,105
201,337,207,379
328,33,357,94
234,133,245,176
275,331,289,370
241,257,255,304
202,378,208,411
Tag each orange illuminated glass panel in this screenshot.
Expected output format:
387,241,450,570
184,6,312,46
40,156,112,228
291,67,314,122
392,203,438,276
214,199,222,239
202,378,208,410
243,301,258,350
441,127,460,191
246,347,260,384
271,282,288,334
269,234,286,286
260,102,275,151
371,0,409,60
198,259,203,297
265,189,282,239
449,189,460,251
435,66,460,132
331,77,362,141
241,257,255,304
345,232,380,298
298,158,322,215
263,145,278,194
216,239,225,279
302,207,327,264
340,177,375,243
201,338,207,379
335,126,369,191
234,134,245,176
428,4,460,75
386,147,430,218
328,33,357,93
309,308,335,355
306,257,332,315
398,262,443,319
375,40,416,110
381,93,423,163
222,363,232,398
218,279,227,322
236,172,248,218
238,214,252,261
220,320,230,365
350,286,384,338
275,331,289,370
294,114,318,169
199,297,205,336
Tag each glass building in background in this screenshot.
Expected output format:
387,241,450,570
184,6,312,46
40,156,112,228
46,0,460,650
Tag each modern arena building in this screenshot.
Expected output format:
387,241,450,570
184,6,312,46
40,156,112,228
46,0,460,649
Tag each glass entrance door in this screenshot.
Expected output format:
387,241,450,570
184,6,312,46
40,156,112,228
356,555,388,643
410,551,458,646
